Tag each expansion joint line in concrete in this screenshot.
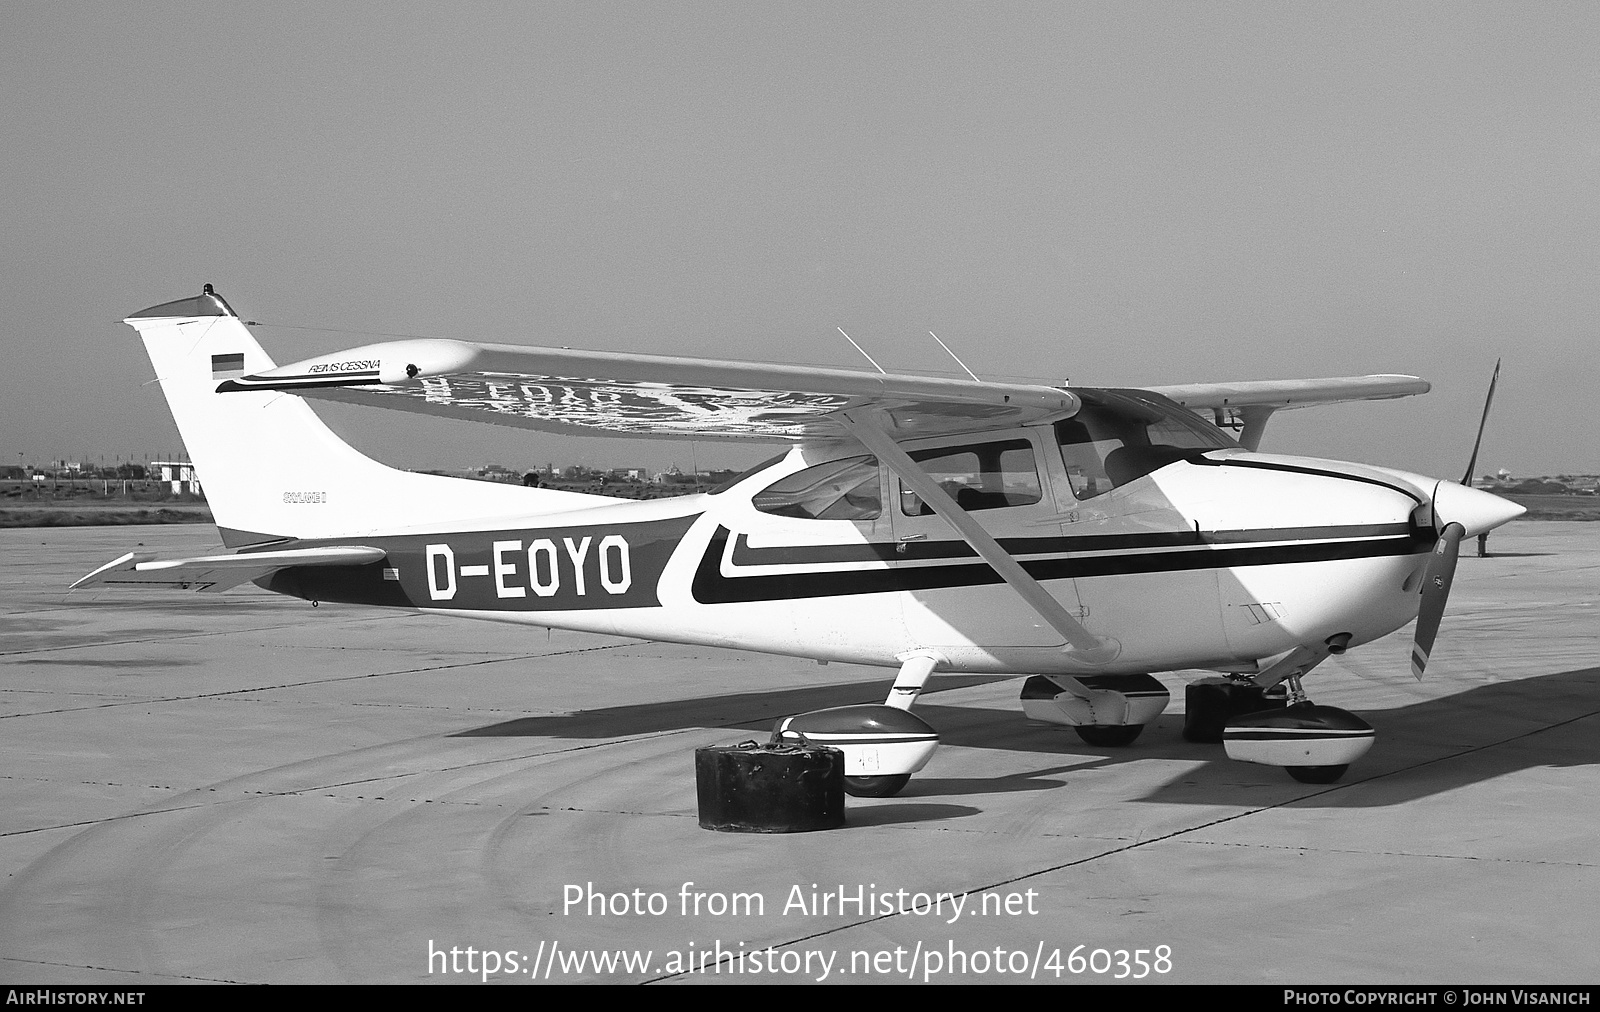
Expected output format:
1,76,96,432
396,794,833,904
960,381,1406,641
643,700,1600,984
0,642,636,720
0,953,246,984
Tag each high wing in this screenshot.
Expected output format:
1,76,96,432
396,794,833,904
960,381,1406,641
216,339,1080,442
1144,375,1430,411
1142,375,1430,450
71,546,387,593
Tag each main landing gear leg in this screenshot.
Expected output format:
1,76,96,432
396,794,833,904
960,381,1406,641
773,653,942,799
885,652,938,711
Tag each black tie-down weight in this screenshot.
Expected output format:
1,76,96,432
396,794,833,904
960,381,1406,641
695,738,845,832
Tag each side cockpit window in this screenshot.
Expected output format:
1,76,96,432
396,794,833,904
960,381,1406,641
899,439,1042,516
1057,390,1235,500
752,456,881,520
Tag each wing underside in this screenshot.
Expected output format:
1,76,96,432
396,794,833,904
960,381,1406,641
208,331,1426,442
216,340,1080,441
1145,375,1430,411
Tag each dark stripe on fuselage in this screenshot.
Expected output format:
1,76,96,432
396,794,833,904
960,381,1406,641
692,525,1433,604
728,522,1415,566
1190,456,1427,504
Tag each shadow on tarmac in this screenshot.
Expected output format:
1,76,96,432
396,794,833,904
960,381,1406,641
454,665,1600,810
1133,664,1600,808
451,674,1014,738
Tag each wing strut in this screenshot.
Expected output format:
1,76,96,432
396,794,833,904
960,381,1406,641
839,410,1119,663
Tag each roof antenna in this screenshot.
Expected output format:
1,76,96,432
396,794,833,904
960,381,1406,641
837,327,886,374
928,330,980,382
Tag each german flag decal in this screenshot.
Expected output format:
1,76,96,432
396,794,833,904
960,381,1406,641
211,353,245,379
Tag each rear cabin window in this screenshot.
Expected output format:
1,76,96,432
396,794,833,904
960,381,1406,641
899,439,1042,516
752,456,881,520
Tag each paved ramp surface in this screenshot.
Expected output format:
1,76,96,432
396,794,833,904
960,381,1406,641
1,523,1596,984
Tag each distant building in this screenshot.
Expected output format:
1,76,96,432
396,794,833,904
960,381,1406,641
151,460,200,495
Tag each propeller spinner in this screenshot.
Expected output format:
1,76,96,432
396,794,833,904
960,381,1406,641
1408,361,1523,679
1410,482,1524,678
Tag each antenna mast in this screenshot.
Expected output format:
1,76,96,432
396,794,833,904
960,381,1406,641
837,328,887,374
928,331,980,382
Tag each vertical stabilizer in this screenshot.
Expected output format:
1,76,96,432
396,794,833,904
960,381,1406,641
127,287,607,545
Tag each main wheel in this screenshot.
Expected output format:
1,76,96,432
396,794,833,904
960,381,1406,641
1287,764,1348,784
1073,724,1144,747
843,774,911,798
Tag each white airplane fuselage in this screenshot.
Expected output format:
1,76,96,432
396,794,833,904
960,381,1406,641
259,440,1455,679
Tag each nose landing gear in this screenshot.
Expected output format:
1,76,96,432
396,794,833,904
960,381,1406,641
1221,690,1375,784
1191,637,1375,784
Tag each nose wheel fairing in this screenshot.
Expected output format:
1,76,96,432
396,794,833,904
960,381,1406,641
1221,703,1376,775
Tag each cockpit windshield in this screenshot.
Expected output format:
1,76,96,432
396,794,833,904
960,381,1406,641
751,455,881,520
1056,389,1236,500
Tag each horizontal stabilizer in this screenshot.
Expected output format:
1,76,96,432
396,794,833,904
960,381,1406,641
71,546,386,593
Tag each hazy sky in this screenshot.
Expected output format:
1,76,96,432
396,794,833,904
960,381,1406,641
4,2,1595,479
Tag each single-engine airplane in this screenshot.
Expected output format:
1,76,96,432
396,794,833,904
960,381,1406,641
75,287,1524,795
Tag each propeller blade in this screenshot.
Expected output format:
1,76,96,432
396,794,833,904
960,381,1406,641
1411,522,1464,680
1460,358,1501,486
